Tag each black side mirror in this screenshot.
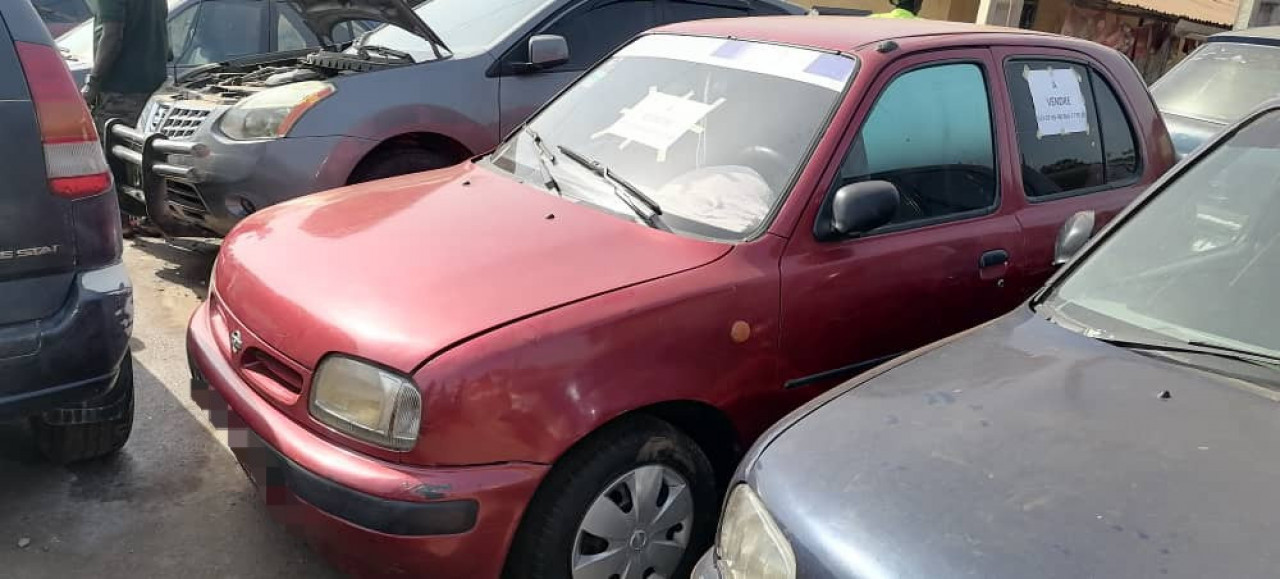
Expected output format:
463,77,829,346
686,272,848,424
518,34,569,73
827,181,899,239
1054,210,1096,266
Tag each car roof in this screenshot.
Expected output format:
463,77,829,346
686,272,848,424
1210,26,1280,45
653,15,1057,53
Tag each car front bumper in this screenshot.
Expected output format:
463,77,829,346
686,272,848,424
187,300,547,578
0,262,133,419
107,120,374,236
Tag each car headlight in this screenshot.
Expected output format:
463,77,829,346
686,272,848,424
218,81,334,141
717,485,796,579
309,355,422,451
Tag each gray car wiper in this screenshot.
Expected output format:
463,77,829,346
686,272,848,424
556,145,665,230
1099,336,1280,373
522,127,562,196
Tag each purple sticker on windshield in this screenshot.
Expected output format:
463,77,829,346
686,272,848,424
805,54,854,83
712,39,749,60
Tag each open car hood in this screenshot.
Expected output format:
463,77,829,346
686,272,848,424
279,0,446,51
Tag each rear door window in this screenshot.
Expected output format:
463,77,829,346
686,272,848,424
1005,60,1140,199
832,62,998,230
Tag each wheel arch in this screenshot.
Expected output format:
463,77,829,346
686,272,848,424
345,132,475,185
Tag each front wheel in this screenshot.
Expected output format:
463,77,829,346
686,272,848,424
505,415,718,579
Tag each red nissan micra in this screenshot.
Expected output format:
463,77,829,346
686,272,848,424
189,16,1174,579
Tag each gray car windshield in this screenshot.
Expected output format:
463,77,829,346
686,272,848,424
357,0,552,60
1047,110,1280,358
1153,43,1280,124
489,34,855,241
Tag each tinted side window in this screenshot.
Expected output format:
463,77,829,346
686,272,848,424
832,63,997,229
275,6,312,52
663,0,749,22
1092,71,1139,182
544,0,656,70
1005,61,1138,199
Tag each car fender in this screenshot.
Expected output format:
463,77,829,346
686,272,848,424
404,238,791,468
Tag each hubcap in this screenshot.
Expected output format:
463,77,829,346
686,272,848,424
571,465,694,579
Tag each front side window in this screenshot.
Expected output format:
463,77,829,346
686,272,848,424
1006,61,1139,199
1046,110,1280,358
543,0,657,70
832,63,997,229
490,34,855,240
1152,42,1280,124
663,0,750,22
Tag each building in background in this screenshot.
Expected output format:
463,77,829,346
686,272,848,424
800,0,1238,81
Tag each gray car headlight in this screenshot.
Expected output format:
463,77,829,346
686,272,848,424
218,81,334,140
717,485,797,579
309,355,422,451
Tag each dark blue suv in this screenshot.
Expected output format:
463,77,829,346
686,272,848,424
0,1,134,463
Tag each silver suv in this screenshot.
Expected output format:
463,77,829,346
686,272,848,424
108,0,802,236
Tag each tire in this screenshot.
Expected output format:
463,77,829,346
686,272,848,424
505,415,718,579
30,354,135,464
348,146,456,184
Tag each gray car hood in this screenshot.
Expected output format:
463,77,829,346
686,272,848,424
280,0,445,49
750,309,1280,578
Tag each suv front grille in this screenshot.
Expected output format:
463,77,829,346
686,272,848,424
143,102,213,140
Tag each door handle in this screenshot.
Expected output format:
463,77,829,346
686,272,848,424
979,249,1010,270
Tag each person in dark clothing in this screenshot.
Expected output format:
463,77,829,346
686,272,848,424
83,0,168,236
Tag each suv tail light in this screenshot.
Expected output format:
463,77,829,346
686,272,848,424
14,41,110,199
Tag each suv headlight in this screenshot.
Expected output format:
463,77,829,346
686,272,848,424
717,485,797,579
309,355,422,451
218,81,334,141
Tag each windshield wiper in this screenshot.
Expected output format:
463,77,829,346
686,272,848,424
523,128,561,196
556,145,665,229
1099,336,1280,372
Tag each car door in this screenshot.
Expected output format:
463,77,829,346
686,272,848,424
778,50,1026,391
992,47,1147,296
496,0,657,138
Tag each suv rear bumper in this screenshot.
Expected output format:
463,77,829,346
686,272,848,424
0,262,133,418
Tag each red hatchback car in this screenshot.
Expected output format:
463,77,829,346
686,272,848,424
189,16,1174,579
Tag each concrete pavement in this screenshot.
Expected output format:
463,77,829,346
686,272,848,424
0,240,345,578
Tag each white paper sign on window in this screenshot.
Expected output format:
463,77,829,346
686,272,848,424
1023,66,1089,138
593,88,725,162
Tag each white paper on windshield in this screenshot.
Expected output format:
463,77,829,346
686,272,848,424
593,88,725,162
1023,66,1089,138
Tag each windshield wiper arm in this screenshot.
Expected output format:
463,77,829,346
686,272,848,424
523,128,561,196
556,145,665,228
1099,336,1280,371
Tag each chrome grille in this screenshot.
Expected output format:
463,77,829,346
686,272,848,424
143,102,213,140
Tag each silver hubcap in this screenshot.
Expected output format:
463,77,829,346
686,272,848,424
571,465,694,579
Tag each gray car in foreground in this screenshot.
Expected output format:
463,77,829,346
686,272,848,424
1152,26,1280,158
108,0,802,236
695,101,1280,578
0,0,134,463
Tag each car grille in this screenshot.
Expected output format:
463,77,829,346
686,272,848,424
143,102,213,140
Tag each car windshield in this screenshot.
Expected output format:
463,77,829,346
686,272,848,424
1153,42,1280,124
488,34,855,241
354,0,552,60
1043,109,1280,360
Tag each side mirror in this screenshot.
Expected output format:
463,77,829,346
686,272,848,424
1054,210,1096,266
829,180,899,238
524,34,569,72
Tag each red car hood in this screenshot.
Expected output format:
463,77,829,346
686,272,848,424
214,163,731,372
